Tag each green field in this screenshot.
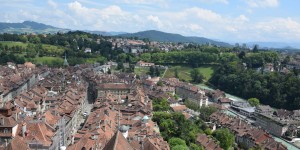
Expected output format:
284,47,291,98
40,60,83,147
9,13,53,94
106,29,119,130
164,65,216,82
134,67,150,76
0,41,27,48
28,57,64,66
0,41,65,55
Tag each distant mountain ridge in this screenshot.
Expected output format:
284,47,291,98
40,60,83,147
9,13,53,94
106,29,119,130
3,21,298,49
0,21,69,34
85,31,128,36
247,42,300,49
118,30,232,47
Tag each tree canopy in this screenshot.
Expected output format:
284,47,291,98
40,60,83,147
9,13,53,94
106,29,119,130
248,98,260,107
213,128,235,150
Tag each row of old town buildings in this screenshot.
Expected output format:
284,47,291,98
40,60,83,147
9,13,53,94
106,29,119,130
0,62,171,150
0,60,296,150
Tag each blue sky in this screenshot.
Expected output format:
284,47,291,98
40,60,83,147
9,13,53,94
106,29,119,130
1,0,300,43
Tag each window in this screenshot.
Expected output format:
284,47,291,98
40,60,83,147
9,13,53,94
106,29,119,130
3,128,8,133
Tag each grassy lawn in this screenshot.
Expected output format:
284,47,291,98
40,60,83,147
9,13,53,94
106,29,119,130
134,67,167,77
165,66,192,81
0,41,65,55
42,44,65,54
164,65,216,82
197,67,215,80
29,57,64,66
134,67,149,76
0,41,27,48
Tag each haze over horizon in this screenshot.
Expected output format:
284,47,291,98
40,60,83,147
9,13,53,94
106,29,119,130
1,0,300,43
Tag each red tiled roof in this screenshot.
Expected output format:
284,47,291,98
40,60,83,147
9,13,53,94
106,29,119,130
103,131,134,150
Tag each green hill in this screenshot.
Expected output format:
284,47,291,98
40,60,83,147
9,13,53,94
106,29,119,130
0,21,69,34
118,30,232,47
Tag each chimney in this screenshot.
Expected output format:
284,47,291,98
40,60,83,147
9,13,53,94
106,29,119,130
15,113,18,121
71,136,75,145
42,116,46,122
22,123,27,137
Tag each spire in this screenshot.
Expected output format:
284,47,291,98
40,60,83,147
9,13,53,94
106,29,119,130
63,52,69,66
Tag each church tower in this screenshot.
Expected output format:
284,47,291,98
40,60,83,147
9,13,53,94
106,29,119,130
63,52,69,66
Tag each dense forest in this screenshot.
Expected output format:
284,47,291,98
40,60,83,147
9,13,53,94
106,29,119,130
210,61,300,110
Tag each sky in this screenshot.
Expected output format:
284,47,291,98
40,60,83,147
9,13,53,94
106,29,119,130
0,0,300,43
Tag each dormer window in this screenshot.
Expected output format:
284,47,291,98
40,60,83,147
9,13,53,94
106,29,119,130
3,128,8,133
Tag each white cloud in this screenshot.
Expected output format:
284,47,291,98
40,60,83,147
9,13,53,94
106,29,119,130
121,0,168,7
197,0,229,4
183,24,203,32
255,18,300,41
68,1,143,32
246,0,279,8
192,8,223,22
147,15,164,28
235,15,249,22
2,0,300,43
122,0,163,4
48,0,57,8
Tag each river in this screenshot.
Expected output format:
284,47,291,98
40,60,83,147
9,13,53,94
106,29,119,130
196,84,300,150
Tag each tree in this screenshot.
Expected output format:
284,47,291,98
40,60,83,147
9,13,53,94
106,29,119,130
253,44,259,53
174,67,179,78
140,53,151,62
184,99,200,111
19,36,28,43
149,66,155,77
153,98,170,111
190,68,204,83
284,130,292,137
282,56,291,64
189,143,203,150
297,131,300,138
172,145,189,150
128,64,135,73
157,81,163,86
199,106,218,121
107,68,111,74
213,128,234,150
249,145,263,150
180,121,201,144
238,51,246,59
155,67,160,77
29,36,41,44
117,62,124,70
168,137,186,149
204,128,212,135
248,98,260,107
117,53,127,63
161,119,176,137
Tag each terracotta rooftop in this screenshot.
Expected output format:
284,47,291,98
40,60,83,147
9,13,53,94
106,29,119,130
103,131,134,150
